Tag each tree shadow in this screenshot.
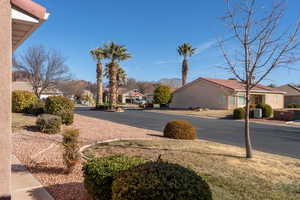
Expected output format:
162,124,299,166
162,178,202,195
28,182,88,200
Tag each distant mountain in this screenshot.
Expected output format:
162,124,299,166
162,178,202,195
159,78,181,88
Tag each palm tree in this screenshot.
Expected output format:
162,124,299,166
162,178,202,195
103,42,131,109
177,43,197,86
104,65,127,92
90,48,106,105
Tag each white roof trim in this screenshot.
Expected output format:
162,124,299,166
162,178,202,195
12,8,39,23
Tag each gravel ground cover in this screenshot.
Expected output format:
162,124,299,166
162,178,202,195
12,113,161,200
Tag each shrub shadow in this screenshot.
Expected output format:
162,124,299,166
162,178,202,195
24,125,40,132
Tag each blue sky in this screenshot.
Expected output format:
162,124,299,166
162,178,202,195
15,0,300,85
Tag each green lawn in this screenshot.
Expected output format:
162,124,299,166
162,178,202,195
83,139,300,200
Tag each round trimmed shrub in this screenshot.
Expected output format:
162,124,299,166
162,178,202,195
256,104,273,118
45,96,74,125
82,155,144,200
233,108,245,119
12,90,37,113
36,114,62,134
112,161,212,200
163,120,196,140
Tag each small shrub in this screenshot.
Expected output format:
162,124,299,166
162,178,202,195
12,90,38,113
287,104,300,108
112,161,212,200
233,108,245,119
153,85,172,105
256,104,273,118
95,103,111,110
163,120,196,140
61,112,74,125
62,128,80,173
28,100,45,116
36,114,62,134
45,96,74,125
82,155,144,200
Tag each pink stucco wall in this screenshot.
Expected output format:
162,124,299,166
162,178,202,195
0,0,12,198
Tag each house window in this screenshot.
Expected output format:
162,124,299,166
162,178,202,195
229,96,235,105
219,95,226,105
275,96,280,104
238,94,246,106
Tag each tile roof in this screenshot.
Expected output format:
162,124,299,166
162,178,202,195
174,77,285,94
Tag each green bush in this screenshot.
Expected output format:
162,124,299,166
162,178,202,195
287,104,300,108
256,104,273,118
12,90,38,113
153,85,172,105
36,114,62,134
163,120,196,140
96,103,111,110
82,155,144,200
112,161,212,200
28,100,45,116
62,128,80,173
233,108,246,119
61,112,74,125
45,96,74,125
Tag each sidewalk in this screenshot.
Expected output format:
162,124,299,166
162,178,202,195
11,155,53,200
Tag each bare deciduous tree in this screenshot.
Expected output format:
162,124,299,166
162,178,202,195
13,46,70,98
219,0,300,158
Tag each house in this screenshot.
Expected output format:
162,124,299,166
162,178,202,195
0,0,49,197
277,84,300,107
170,77,285,110
12,81,63,99
118,89,144,104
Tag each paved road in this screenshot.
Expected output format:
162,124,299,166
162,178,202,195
76,107,300,159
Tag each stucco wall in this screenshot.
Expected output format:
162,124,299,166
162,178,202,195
169,79,231,109
0,0,12,198
264,93,284,109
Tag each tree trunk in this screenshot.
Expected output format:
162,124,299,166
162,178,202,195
109,62,118,109
96,63,103,105
182,58,188,86
245,88,253,158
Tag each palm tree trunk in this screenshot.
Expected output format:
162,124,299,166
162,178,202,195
182,58,188,86
245,87,253,158
109,62,118,109
96,63,103,105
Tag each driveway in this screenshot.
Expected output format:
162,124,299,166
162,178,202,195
76,107,300,159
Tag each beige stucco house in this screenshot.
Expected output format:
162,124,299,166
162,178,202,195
277,84,300,107
12,81,64,99
170,77,285,110
0,0,49,197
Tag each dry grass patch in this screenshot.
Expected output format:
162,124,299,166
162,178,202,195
83,139,300,200
12,113,37,132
